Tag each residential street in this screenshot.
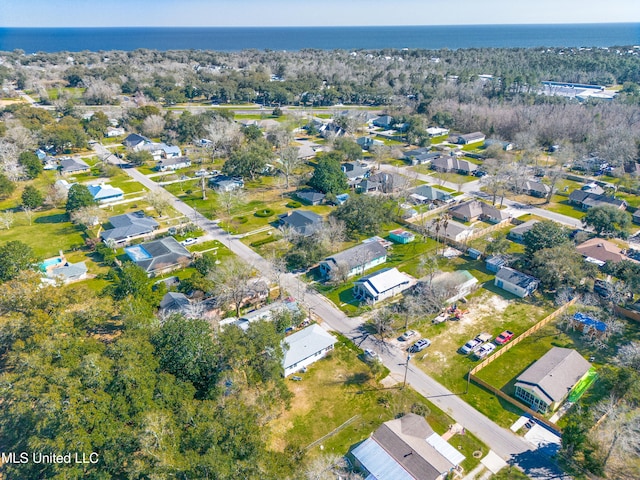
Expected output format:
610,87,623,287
378,163,584,228
99,144,571,479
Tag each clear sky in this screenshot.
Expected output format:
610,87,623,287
1,0,639,27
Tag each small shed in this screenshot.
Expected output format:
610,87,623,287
467,248,482,260
389,229,415,244
486,255,507,273
571,312,607,337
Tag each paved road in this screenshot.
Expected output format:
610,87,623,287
379,163,584,228
99,144,569,479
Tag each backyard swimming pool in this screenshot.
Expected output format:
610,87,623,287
40,257,63,271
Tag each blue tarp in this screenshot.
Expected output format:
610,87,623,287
573,312,607,332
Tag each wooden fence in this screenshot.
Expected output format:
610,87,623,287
467,297,579,433
470,297,578,374
469,374,561,433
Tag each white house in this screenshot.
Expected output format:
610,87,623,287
494,267,539,298
87,183,124,203
156,156,191,172
319,242,387,280
353,267,414,304
282,324,337,377
105,126,125,137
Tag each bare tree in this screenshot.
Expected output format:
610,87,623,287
71,205,107,237
45,182,69,208
218,188,245,217
142,114,166,138
146,190,173,217
207,257,256,317
616,341,640,371
204,118,242,158
0,140,22,181
0,211,15,230
22,206,35,226
277,146,302,189
369,306,395,341
266,125,293,149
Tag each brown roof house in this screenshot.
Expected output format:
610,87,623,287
514,347,592,413
576,238,633,266
350,413,465,480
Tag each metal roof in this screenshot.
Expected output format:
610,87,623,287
351,438,416,480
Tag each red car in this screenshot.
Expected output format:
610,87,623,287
495,330,514,344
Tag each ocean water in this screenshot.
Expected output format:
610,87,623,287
0,24,639,53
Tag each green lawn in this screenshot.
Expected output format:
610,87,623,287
0,208,85,257
544,197,586,220
413,288,557,428
268,339,487,473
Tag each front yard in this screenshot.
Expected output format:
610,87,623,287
268,336,487,473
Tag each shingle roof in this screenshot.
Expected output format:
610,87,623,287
160,291,190,310
282,324,336,371
495,267,538,289
49,261,87,280
354,413,462,480
59,158,90,173
123,133,149,147
576,238,628,263
509,220,540,237
322,242,387,272
295,190,326,205
125,237,191,273
279,210,323,236
101,211,159,242
515,347,591,405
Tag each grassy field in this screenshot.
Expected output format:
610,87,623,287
411,287,557,428
0,208,85,257
268,337,487,473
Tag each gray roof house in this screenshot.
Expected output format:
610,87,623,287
319,242,387,280
356,136,384,150
342,162,371,185
358,172,410,194
524,180,551,198
514,347,592,413
442,220,474,243
404,148,441,166
279,210,323,237
156,156,191,172
431,156,477,175
508,220,540,242
454,132,486,145
47,261,88,283
351,413,465,480
411,185,454,204
209,175,244,192
125,236,192,276
295,189,326,206
372,115,394,129
283,324,337,377
122,133,150,150
100,211,159,244
450,200,509,223
494,267,539,298
59,157,91,175
159,291,190,312
633,209,640,225
568,190,627,210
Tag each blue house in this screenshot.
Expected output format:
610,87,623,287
87,183,124,203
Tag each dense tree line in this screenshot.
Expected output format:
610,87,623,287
0,271,300,479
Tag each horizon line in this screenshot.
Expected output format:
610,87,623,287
1,21,639,29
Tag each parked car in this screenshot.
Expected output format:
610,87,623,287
364,349,379,362
400,330,417,341
460,333,492,354
181,238,198,246
460,338,482,354
409,338,431,353
474,343,496,359
194,169,208,177
495,330,514,345
473,170,487,177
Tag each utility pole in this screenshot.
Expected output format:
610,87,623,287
403,355,411,389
